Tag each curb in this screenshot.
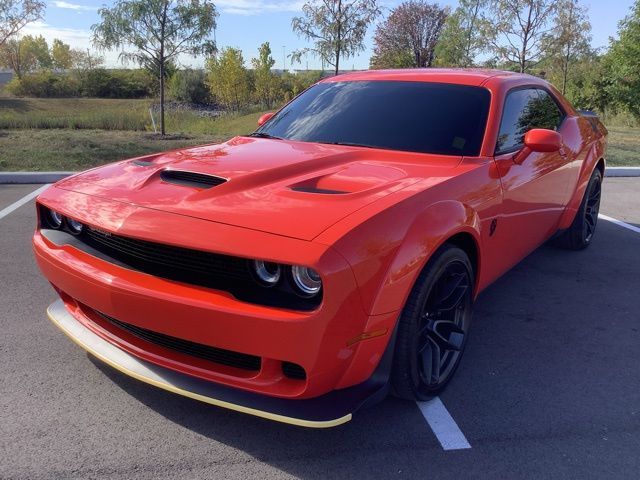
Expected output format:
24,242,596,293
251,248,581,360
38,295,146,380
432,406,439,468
0,172,75,184
0,166,639,184
604,167,640,177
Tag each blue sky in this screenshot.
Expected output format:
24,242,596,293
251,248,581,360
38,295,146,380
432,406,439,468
22,0,636,70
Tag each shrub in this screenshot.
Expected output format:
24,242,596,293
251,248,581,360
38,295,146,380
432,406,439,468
167,69,210,104
78,69,155,98
6,71,79,97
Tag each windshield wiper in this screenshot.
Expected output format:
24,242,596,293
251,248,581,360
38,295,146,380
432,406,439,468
249,132,283,140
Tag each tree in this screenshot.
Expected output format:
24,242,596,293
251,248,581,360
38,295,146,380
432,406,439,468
206,47,250,111
604,0,640,119
22,33,50,68
92,0,218,135
292,0,380,75
371,0,448,69
51,39,73,70
434,0,491,67
0,0,45,47
252,42,280,108
543,0,591,94
0,34,50,78
488,0,556,73
71,49,104,71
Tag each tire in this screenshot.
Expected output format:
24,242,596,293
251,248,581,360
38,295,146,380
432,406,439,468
556,168,602,250
391,245,474,401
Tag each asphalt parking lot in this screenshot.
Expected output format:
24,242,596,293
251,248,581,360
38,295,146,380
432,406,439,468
1,178,639,479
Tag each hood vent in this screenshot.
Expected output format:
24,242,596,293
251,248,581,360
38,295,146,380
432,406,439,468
160,170,227,189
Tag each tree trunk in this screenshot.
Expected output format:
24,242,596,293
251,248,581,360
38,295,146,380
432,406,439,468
335,0,342,76
160,58,165,136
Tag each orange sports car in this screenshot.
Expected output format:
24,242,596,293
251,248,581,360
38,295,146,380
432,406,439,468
34,69,607,428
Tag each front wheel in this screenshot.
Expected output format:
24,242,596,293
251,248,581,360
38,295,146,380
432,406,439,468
391,245,474,401
556,168,602,250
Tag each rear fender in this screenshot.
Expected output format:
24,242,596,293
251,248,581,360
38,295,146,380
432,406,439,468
558,139,606,230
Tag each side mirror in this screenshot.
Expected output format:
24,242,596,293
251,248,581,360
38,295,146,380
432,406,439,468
257,112,275,126
524,128,562,153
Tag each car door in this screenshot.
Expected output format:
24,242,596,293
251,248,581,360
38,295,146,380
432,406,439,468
492,87,573,268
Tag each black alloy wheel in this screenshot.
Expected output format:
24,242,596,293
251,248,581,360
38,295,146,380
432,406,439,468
556,168,603,250
391,245,474,400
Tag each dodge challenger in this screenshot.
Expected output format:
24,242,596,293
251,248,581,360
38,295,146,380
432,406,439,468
34,69,607,428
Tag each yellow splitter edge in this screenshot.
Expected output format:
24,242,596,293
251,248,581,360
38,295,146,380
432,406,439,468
47,299,352,428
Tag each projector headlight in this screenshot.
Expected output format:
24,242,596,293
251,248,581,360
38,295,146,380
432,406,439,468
67,218,84,234
47,209,63,229
291,265,322,297
252,260,282,287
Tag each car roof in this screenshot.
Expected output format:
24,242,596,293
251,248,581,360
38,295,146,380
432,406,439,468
320,68,539,87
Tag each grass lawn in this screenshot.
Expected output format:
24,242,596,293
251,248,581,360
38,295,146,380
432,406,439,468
0,130,226,171
606,127,640,167
0,97,638,170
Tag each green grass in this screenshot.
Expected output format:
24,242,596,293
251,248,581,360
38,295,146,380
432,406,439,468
0,97,638,170
0,130,225,171
0,98,152,130
606,126,640,167
0,97,264,170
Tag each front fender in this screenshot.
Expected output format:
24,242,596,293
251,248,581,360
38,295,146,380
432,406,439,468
326,198,482,317
366,200,481,316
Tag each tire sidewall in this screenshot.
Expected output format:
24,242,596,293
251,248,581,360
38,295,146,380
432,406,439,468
391,245,474,401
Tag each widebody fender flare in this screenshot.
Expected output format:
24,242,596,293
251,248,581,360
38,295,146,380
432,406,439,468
367,200,482,317
558,139,606,230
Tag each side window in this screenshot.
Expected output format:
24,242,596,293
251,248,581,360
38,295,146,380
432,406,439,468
495,88,565,153
533,90,564,131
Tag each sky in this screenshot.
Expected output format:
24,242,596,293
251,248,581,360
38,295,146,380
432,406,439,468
21,0,637,71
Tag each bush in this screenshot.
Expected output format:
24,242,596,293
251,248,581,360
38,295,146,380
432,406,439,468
167,69,210,104
6,71,79,97
4,69,156,99
78,69,156,98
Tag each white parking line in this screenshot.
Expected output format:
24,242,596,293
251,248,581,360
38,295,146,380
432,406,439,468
417,397,471,450
599,214,640,235
0,184,50,221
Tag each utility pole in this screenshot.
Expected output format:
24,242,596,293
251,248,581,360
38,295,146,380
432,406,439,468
282,45,286,72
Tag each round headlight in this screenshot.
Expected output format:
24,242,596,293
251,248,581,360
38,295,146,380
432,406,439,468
48,209,63,229
291,266,322,297
67,218,84,234
252,260,281,286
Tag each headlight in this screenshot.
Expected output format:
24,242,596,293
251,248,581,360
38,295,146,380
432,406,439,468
67,218,84,234
291,265,322,297
47,209,63,229
252,260,281,286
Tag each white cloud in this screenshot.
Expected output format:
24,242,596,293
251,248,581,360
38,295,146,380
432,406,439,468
216,0,303,16
22,20,92,47
52,1,97,11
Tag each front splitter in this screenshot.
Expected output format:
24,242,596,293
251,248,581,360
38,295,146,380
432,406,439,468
47,299,389,428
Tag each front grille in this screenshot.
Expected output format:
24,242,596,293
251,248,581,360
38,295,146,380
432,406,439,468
282,361,306,380
82,227,252,286
97,311,261,371
160,170,227,189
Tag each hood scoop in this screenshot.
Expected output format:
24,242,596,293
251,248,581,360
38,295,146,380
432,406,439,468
160,170,227,189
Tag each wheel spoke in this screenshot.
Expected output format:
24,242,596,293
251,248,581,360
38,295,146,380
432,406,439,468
428,339,441,385
427,319,465,351
434,272,469,312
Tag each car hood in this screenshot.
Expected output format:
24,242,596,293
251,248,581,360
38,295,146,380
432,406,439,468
56,137,458,240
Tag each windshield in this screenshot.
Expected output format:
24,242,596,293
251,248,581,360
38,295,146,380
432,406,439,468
253,80,491,156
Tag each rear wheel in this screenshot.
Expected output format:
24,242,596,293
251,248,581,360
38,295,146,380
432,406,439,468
391,245,473,400
556,168,602,250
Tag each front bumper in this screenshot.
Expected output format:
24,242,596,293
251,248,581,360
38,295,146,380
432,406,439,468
47,298,392,428
34,186,400,406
